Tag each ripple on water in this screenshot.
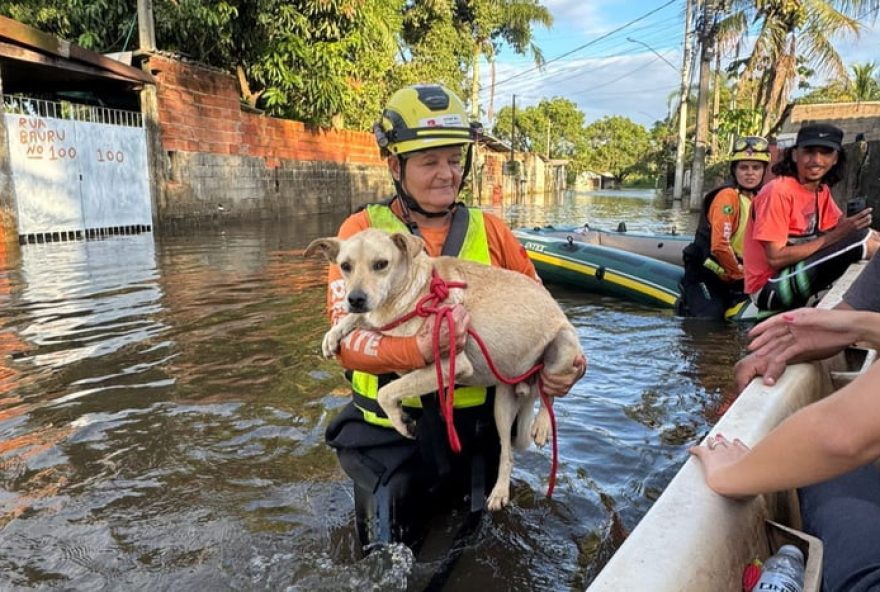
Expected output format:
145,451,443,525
0,203,749,589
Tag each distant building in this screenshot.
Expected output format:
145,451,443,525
574,171,616,191
474,133,567,201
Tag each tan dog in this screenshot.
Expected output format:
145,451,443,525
305,228,584,510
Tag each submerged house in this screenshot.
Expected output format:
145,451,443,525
0,16,156,244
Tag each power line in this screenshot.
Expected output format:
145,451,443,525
482,23,684,97
491,0,681,90
488,15,684,66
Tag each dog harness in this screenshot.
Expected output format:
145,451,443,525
350,203,492,428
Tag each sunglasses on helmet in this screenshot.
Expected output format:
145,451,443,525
733,136,769,153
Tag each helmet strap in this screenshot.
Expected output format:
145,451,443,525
461,144,474,187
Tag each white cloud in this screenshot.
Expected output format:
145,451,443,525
539,0,607,34
481,51,681,128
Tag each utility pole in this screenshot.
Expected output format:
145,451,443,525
672,0,694,203
470,50,481,121
510,94,516,164
137,0,156,51
688,0,716,211
469,51,484,200
136,0,159,226
510,95,517,200
711,47,722,163
546,117,551,160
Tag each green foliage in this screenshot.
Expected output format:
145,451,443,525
581,116,653,185
394,1,471,94
492,97,584,158
244,0,403,127
719,0,879,134
797,61,880,104
1,0,550,130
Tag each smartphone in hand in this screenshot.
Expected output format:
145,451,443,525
847,196,867,217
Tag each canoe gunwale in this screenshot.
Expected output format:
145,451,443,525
588,261,876,591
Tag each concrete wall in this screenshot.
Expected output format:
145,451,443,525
782,102,880,142
0,67,17,247
837,139,880,223
144,55,392,224
476,148,561,203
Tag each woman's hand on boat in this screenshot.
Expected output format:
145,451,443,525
541,353,587,397
689,434,753,499
417,304,470,363
748,308,865,362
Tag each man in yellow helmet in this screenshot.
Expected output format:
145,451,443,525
678,136,771,319
321,84,587,552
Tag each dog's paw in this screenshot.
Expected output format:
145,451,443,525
321,330,342,359
531,408,552,447
487,484,510,511
388,411,416,440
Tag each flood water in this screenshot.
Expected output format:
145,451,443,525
0,190,750,591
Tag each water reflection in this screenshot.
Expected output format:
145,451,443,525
475,188,698,235
0,194,747,590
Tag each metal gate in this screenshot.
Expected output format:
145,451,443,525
3,96,152,243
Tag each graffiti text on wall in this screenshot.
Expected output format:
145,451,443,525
18,117,76,161
17,117,127,164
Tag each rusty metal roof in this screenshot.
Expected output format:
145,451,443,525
0,16,154,93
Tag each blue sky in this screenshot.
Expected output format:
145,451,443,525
480,0,880,130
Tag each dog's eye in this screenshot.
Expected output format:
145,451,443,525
340,261,352,273
373,259,388,271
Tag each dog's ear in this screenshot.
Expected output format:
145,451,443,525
390,232,425,260
304,237,340,262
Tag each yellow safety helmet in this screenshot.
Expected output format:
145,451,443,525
373,84,479,156
730,135,771,163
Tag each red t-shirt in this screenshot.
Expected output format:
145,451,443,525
743,175,842,293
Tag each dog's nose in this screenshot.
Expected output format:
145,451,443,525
347,290,368,313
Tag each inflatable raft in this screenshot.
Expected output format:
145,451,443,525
523,223,692,266
519,226,789,321
515,230,683,308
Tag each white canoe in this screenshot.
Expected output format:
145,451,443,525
526,224,691,266
588,262,876,591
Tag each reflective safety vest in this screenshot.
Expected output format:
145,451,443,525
729,192,750,257
689,185,751,278
350,203,491,428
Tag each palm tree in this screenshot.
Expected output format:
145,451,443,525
717,0,880,134
462,0,552,121
848,61,880,101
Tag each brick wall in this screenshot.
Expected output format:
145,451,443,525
144,54,391,223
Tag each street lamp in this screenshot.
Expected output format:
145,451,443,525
626,37,678,72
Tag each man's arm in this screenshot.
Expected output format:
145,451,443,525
762,209,873,269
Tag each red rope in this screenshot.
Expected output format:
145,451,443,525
465,329,558,498
379,268,559,497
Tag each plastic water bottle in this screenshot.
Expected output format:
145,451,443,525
754,544,805,592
